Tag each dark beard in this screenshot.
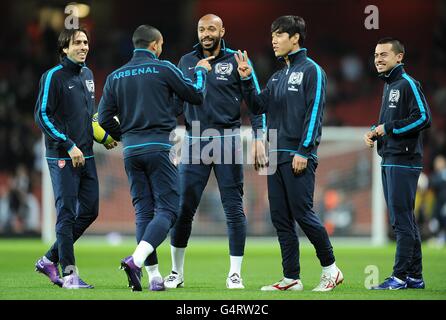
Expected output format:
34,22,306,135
201,37,221,53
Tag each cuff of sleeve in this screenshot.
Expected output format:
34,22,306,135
296,146,311,159
384,123,393,136
194,66,208,74
65,141,76,152
253,129,264,140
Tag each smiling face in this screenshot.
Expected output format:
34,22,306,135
63,31,89,64
197,14,225,53
374,43,403,73
271,31,299,58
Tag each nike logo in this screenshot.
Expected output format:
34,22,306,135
188,67,195,70
273,281,299,290
325,282,335,289
68,85,74,89
272,78,278,81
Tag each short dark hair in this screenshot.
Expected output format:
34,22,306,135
271,15,306,46
377,37,405,55
132,25,162,49
58,28,89,60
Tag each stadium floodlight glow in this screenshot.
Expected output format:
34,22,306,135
66,2,90,18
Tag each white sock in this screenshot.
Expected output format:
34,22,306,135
145,264,162,281
322,262,338,274
229,255,243,277
42,256,52,264
132,241,154,268
171,246,185,276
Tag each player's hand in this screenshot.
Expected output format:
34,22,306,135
375,124,386,137
292,154,307,175
196,56,215,72
364,131,376,148
234,50,252,78
103,141,118,150
252,140,268,171
68,146,85,167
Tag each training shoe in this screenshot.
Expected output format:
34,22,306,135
370,276,407,290
226,273,245,289
406,277,425,289
312,267,344,292
164,271,184,288
35,257,63,287
149,277,166,291
62,274,94,289
120,256,142,292
261,278,303,291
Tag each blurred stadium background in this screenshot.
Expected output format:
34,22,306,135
0,0,445,247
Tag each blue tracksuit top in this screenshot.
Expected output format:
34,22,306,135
177,41,265,138
34,57,95,159
98,49,208,159
375,64,431,168
241,48,326,164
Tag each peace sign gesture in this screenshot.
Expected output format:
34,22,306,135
234,50,252,79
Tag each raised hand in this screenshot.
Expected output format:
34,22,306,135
234,50,252,78
196,55,215,72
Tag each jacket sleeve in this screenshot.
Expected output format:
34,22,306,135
34,69,76,151
98,75,122,141
173,58,186,116
297,63,326,158
383,76,431,137
162,61,207,105
240,73,271,116
245,59,266,140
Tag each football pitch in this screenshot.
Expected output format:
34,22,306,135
0,238,445,300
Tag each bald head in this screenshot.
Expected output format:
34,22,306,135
197,14,225,53
198,14,223,28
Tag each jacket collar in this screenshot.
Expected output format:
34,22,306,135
61,56,84,74
133,49,158,60
193,39,227,59
278,48,307,65
379,63,405,83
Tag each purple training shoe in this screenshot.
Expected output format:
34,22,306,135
149,277,166,291
120,256,142,292
62,274,94,289
35,257,63,287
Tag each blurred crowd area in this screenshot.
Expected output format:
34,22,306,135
0,0,445,241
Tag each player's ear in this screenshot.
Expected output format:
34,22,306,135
63,47,69,55
220,27,225,38
396,52,404,63
291,33,299,46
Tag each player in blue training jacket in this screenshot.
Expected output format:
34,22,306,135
164,14,267,290
365,37,431,290
235,15,343,292
34,28,116,289
98,25,213,292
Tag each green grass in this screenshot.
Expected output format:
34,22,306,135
0,239,445,300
